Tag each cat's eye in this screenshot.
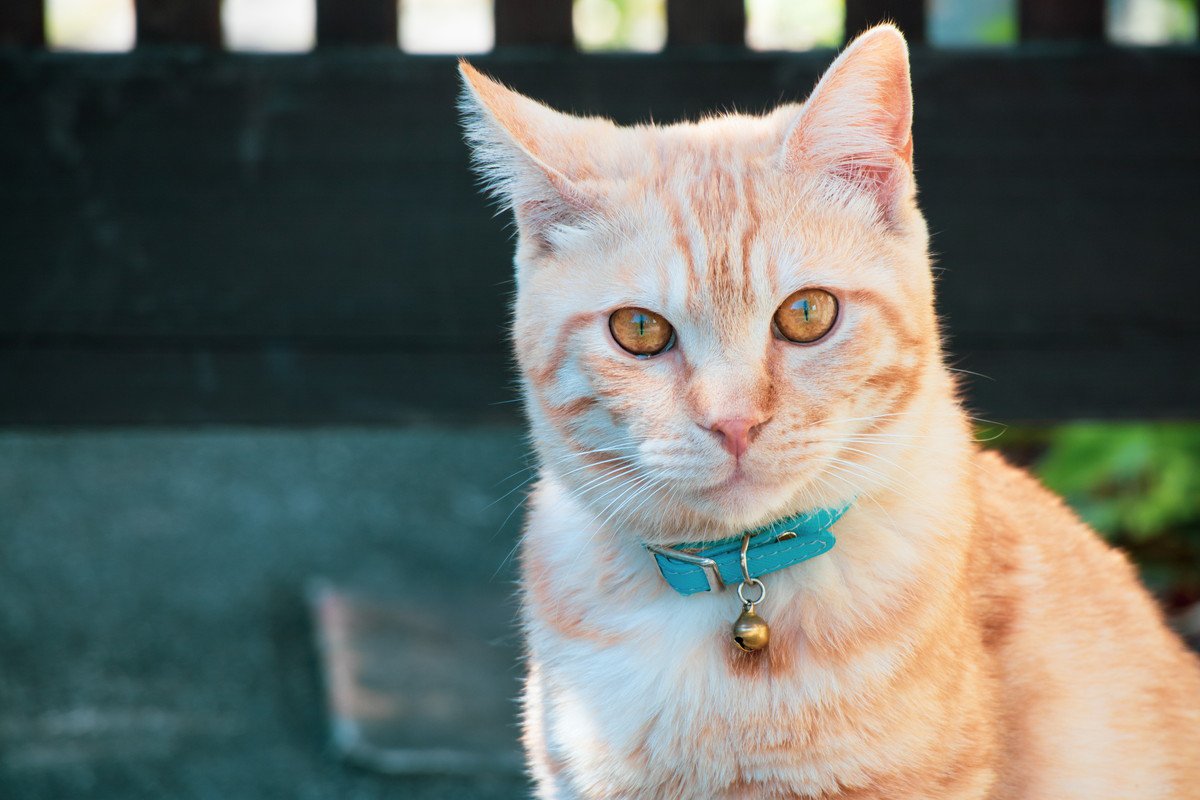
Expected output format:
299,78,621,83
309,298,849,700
774,289,839,344
609,307,675,357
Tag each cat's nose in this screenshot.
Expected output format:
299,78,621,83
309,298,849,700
707,417,766,459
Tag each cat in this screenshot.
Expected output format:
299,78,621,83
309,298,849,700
459,24,1200,800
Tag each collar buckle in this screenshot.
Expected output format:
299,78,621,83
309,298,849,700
647,503,852,597
645,544,725,592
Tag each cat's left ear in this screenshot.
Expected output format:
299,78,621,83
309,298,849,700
458,61,606,250
781,24,914,224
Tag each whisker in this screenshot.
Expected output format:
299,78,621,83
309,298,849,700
567,473,655,571
561,463,641,507
551,453,639,482
836,445,922,483
947,366,995,382
614,477,669,535
484,473,540,512
819,410,918,426
823,459,918,505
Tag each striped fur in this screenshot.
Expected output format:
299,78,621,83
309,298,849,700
460,25,1200,799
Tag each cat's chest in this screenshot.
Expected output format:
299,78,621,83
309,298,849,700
517,484,966,796
525,591,878,798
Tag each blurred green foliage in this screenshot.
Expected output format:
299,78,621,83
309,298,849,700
976,13,1018,45
574,0,665,51
987,423,1200,606
1039,424,1200,542
1165,0,1200,38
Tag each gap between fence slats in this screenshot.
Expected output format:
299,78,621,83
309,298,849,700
844,0,927,44
1019,0,1105,40
0,0,43,47
316,0,397,46
494,0,574,48
134,0,221,46
667,0,745,47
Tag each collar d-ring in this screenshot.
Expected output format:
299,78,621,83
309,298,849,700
737,533,767,605
739,532,753,583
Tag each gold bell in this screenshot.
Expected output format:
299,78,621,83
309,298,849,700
733,604,770,651
732,534,771,652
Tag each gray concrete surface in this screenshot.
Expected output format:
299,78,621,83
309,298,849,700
0,426,534,799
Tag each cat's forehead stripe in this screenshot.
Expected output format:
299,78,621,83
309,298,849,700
656,178,700,308
668,148,765,332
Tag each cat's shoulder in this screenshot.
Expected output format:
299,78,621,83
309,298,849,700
966,446,1143,613
971,446,1096,542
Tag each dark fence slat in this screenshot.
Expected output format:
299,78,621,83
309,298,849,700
135,0,221,46
844,0,926,44
0,348,518,425
0,0,43,47
494,0,573,48
316,0,396,47
1,50,1197,423
1019,0,1105,40
667,0,745,47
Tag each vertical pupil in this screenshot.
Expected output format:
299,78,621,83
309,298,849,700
799,299,811,322
636,315,646,336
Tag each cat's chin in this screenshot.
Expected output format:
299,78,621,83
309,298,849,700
688,471,818,535
702,460,802,499
679,456,862,534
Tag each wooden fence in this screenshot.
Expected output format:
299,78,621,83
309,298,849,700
0,1,1197,423
1,0,1166,48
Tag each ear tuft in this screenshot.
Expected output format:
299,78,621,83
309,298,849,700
458,61,601,248
782,24,914,222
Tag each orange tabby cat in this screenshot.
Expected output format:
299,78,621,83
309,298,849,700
460,25,1200,799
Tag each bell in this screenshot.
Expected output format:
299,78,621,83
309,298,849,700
732,604,770,652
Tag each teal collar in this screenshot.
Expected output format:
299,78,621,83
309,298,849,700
646,504,849,596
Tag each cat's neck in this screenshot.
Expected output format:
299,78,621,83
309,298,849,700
523,386,976,643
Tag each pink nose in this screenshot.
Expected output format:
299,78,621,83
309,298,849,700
707,417,762,459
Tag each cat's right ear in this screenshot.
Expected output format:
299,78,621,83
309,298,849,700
458,61,603,251
780,25,914,225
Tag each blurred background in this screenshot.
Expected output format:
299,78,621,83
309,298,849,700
1,0,1197,797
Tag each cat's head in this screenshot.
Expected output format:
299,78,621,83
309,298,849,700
461,26,949,541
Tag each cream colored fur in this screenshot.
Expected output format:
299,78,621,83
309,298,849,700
459,25,1200,799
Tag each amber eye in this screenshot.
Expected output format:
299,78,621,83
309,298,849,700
774,288,839,343
609,307,675,357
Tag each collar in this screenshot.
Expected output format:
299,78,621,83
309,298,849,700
646,504,849,596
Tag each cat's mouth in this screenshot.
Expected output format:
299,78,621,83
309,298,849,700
689,458,832,523
700,462,787,496
717,464,752,487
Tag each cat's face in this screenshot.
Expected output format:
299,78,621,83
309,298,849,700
462,26,943,540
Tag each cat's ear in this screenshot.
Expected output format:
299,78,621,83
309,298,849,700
781,24,914,223
458,61,603,250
